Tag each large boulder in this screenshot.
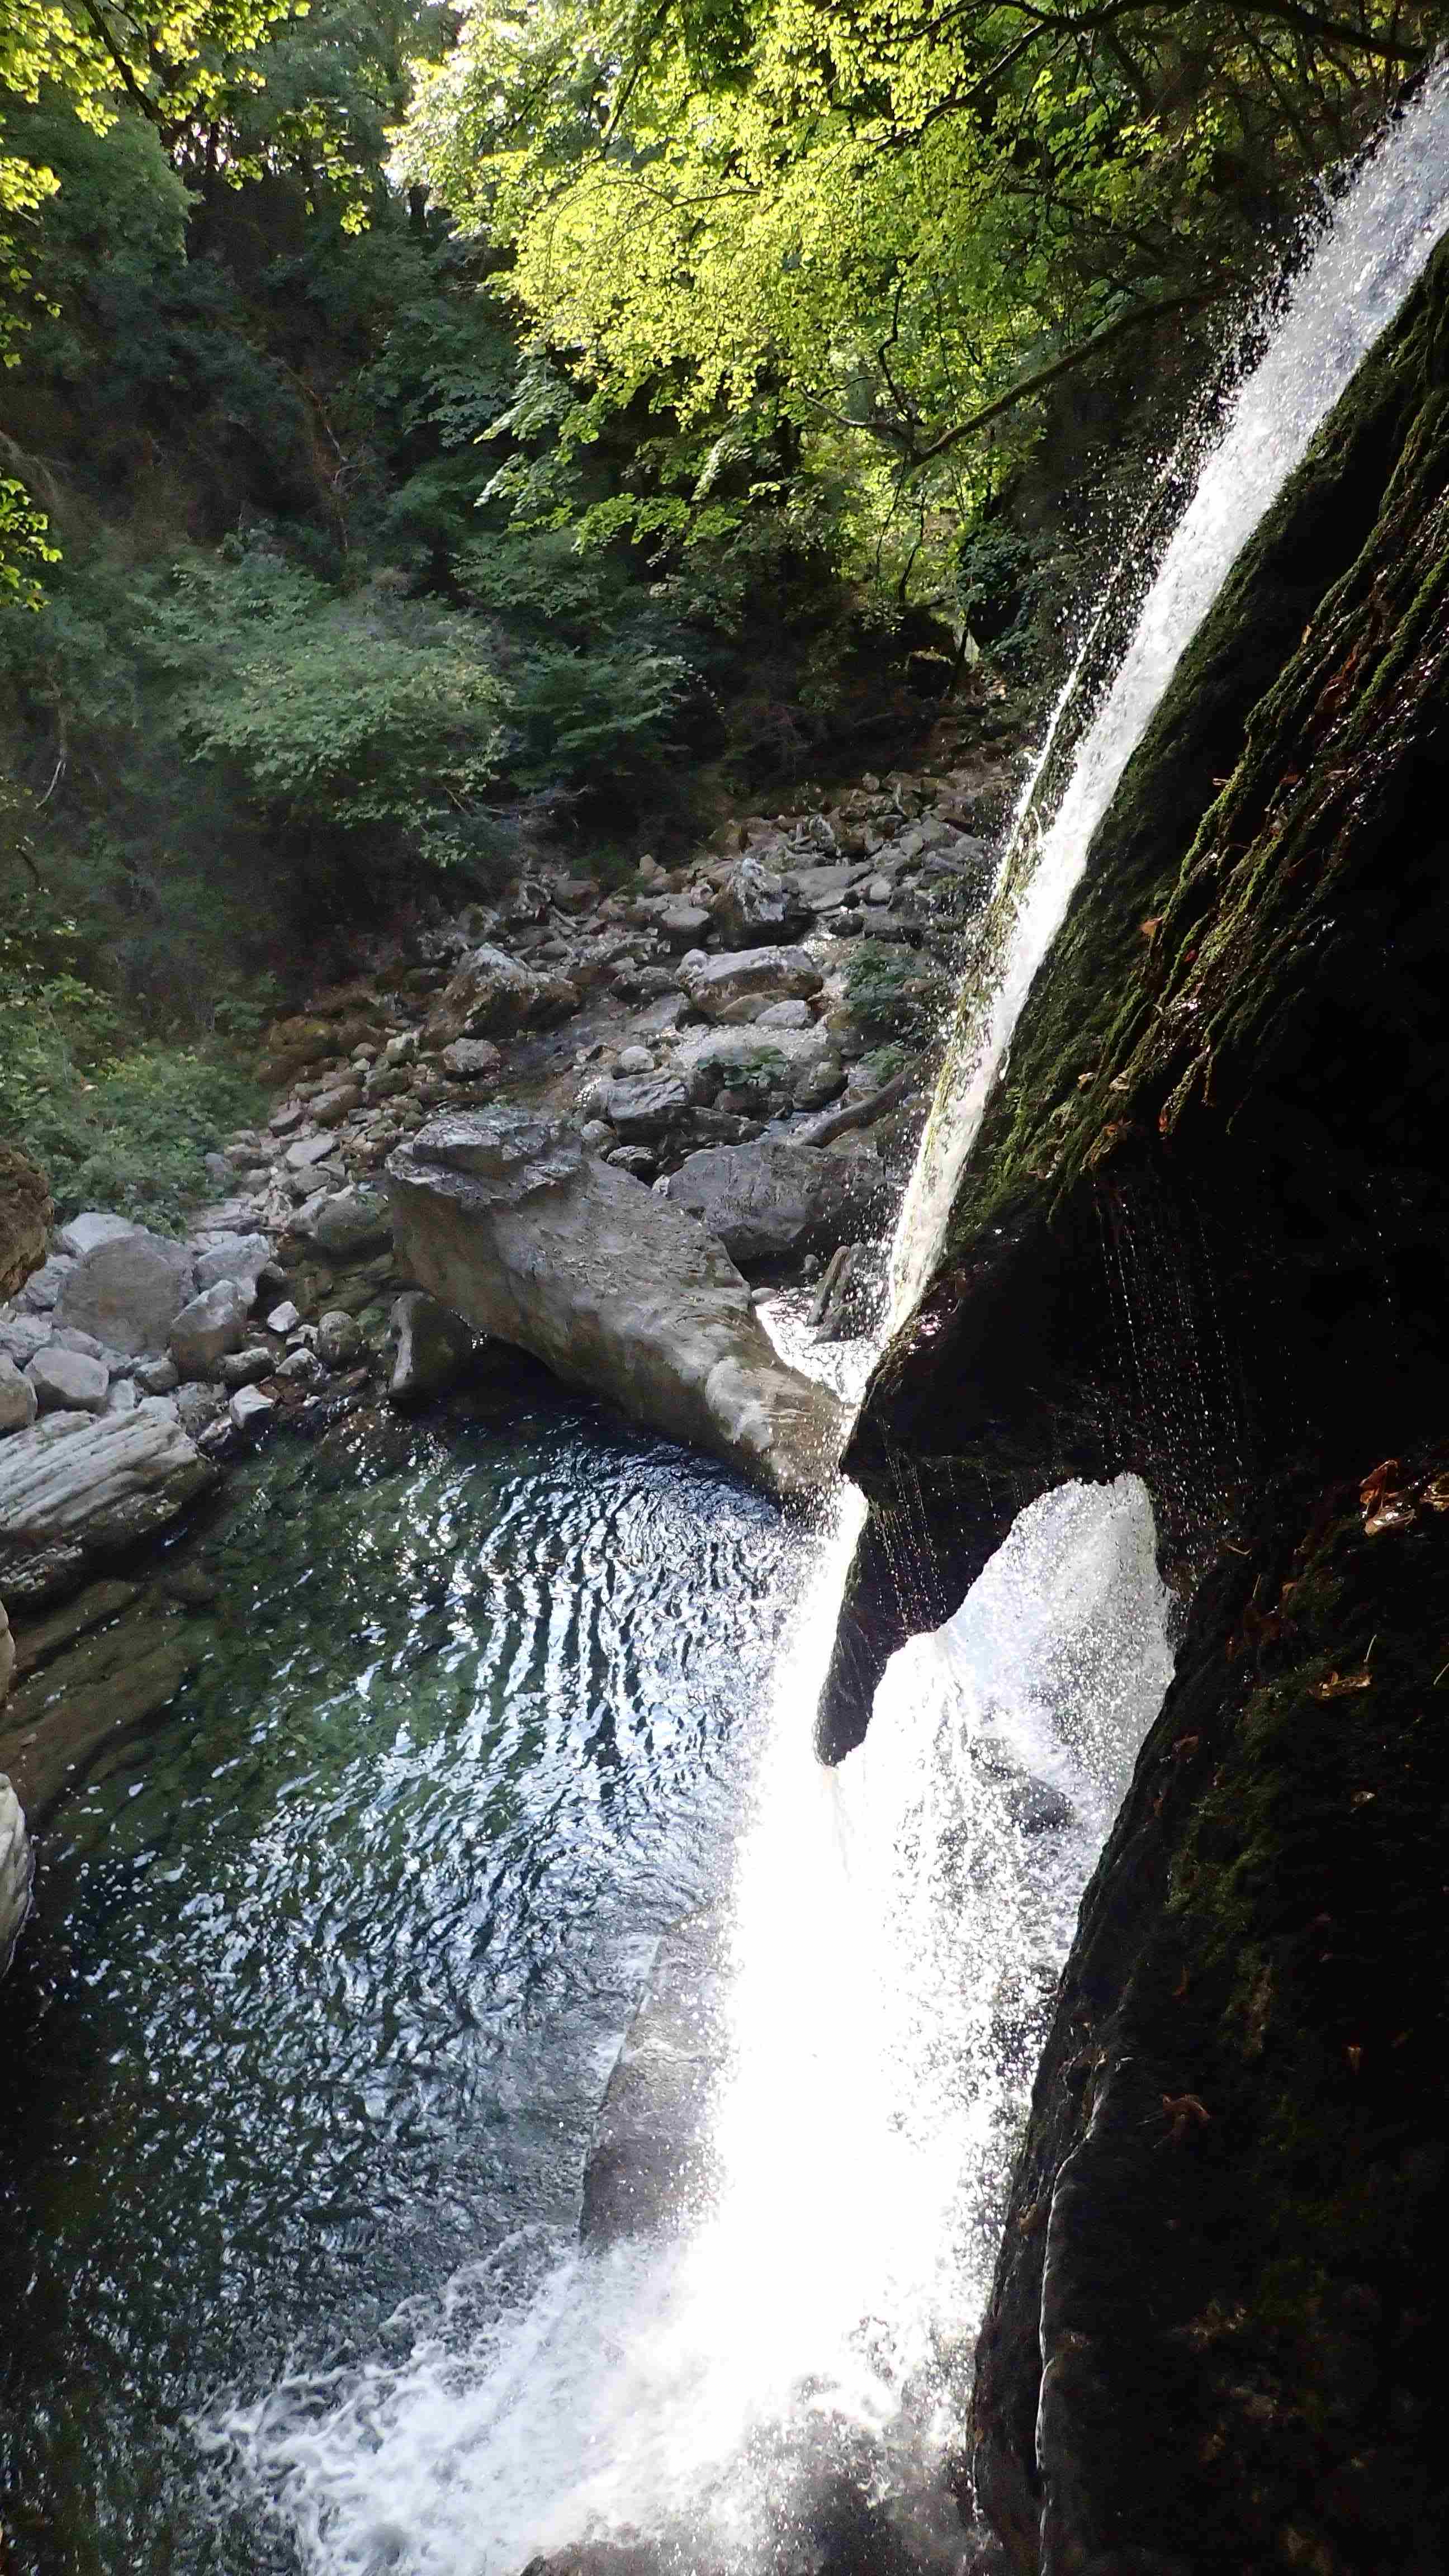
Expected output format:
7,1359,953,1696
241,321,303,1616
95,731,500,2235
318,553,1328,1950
55,1211,134,1260
605,1073,691,1144
712,856,811,948
662,1139,888,1270
0,1402,215,1604
0,1356,38,1436
674,1022,833,1105
311,1183,392,1259
425,944,578,1046
0,1766,30,1974
25,1347,110,1415
0,1602,201,1830
384,1291,476,1405
682,945,823,1021
0,1594,31,1974
386,1111,844,1500
193,1232,272,1300
168,1278,251,1380
55,1227,194,1358
0,1144,51,1304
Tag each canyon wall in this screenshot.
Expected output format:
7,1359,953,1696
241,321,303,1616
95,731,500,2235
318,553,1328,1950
828,231,1449,2570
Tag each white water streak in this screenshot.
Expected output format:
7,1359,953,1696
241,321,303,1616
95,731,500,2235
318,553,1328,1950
893,66,1449,1317
219,1479,1171,2576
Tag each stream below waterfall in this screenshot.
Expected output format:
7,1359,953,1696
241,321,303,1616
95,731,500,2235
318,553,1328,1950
0,1362,1172,2576
11,65,1449,2575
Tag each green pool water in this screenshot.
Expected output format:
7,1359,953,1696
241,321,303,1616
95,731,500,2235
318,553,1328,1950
0,1378,801,2575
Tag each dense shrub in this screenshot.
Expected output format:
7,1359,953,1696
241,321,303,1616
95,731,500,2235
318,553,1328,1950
0,936,263,1230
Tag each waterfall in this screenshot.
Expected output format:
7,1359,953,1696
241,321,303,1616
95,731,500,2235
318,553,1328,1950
216,74,1449,2576
216,1475,1172,2575
892,62,1449,1317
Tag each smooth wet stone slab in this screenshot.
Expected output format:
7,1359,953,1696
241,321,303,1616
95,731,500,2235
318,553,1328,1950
0,1609,201,1828
10,1576,146,1681
0,1403,215,1604
581,1908,723,2244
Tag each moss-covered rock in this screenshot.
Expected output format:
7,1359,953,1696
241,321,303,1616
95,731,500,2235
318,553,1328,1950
821,229,1449,1761
970,1450,1449,2573
818,228,1449,2570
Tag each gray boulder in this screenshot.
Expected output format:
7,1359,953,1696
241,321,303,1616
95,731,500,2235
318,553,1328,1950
440,1038,502,1082
285,1133,340,1178
658,904,712,948
25,1348,110,1415
606,1073,691,1144
229,1385,276,1436
425,944,578,1046
683,945,823,1021
0,1314,51,1368
316,1310,362,1367
386,1111,844,1501
193,1232,272,1300
662,1138,887,1270
175,1383,225,1438
674,1022,832,1105
0,1402,215,1604
312,1184,391,1259
385,1291,475,1405
0,1357,38,1436
56,1211,135,1260
169,1278,251,1380
712,857,811,949
21,1254,74,1313
217,1348,273,1390
56,1227,194,1357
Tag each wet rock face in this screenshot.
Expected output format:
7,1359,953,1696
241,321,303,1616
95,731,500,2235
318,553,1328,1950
827,228,1449,1763
384,1290,475,1405
662,1139,888,1272
425,944,578,1046
970,1462,1449,2575
581,1909,723,2245
821,233,1449,2575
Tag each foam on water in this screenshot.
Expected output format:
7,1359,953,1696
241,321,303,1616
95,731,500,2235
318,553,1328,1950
217,1475,1172,2572
893,63,1449,1315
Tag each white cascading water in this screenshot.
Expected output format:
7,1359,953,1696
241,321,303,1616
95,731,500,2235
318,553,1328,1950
219,77,1449,2575
893,61,1449,1316
220,1475,1172,2575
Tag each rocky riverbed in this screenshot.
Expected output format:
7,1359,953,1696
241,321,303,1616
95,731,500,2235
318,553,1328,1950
0,745,1011,1973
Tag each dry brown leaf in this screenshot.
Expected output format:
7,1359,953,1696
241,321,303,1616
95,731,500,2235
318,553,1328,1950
1310,1668,1374,1699
1359,1457,1403,1513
